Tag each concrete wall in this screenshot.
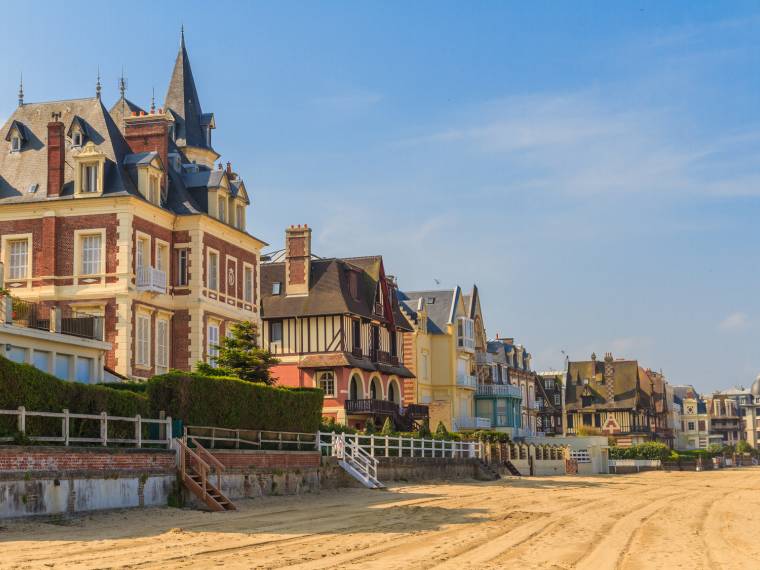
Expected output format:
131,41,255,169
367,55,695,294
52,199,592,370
0,446,176,519
533,460,566,476
376,457,485,482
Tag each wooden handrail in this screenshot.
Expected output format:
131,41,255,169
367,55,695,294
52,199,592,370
190,437,226,471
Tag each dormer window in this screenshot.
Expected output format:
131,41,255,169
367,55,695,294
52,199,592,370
10,135,21,153
6,121,27,153
149,175,159,205
272,281,282,295
73,142,105,196
217,195,226,223
168,124,176,141
72,131,82,147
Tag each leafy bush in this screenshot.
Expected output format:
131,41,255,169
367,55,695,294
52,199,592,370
146,371,323,432
0,356,149,441
320,417,357,434
414,419,432,439
380,417,395,436
736,440,753,455
467,430,511,443
609,442,670,460
434,421,450,439
363,417,377,435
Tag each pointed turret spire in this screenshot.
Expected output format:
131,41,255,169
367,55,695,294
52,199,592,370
118,68,127,99
17,73,24,107
96,67,102,100
164,27,213,150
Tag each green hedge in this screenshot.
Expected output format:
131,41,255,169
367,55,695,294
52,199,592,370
0,357,149,440
146,371,324,433
609,442,671,460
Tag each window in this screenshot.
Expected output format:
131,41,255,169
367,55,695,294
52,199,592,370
168,125,175,141
698,420,706,431
177,249,189,286
76,357,93,383
33,350,50,373
270,321,283,343
156,319,169,374
687,421,696,431
581,395,594,408
352,319,361,350
208,251,219,291
54,354,72,380
136,236,148,271
217,196,226,223
149,175,159,204
272,281,281,295
567,414,574,429
72,131,82,147
554,393,561,405
136,314,150,367
236,205,244,230
318,371,336,398
594,413,601,428
81,234,102,275
457,317,475,351
83,164,98,192
583,413,593,426
390,330,398,358
244,265,253,303
156,243,168,274
207,322,219,365
11,135,21,152
7,239,28,279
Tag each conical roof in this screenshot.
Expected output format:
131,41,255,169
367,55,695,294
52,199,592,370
164,29,210,150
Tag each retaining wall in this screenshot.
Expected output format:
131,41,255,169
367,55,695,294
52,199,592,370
0,446,176,519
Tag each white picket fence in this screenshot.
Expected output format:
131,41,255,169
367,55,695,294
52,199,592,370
0,406,173,448
318,432,480,459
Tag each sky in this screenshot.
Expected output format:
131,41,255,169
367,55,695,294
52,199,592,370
1,1,759,393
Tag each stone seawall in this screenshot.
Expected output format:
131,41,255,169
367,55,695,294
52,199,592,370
0,446,176,519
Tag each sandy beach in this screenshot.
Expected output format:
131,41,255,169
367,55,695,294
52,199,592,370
1,468,759,569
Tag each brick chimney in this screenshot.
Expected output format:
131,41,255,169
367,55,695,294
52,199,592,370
285,224,311,297
603,352,615,402
47,118,65,197
124,112,170,187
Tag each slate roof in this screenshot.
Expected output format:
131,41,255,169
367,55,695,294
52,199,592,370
565,358,656,412
164,32,213,151
0,97,137,201
261,256,411,331
398,289,457,335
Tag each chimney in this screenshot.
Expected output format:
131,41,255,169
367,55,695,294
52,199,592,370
285,224,311,297
124,112,170,188
604,352,615,403
47,118,65,197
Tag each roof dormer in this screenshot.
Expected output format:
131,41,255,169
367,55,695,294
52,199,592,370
5,120,27,153
73,141,106,197
67,116,89,148
124,151,165,206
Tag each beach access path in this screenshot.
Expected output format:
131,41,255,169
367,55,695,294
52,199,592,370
2,468,758,569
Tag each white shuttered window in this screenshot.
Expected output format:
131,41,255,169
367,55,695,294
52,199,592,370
156,319,169,374
136,314,150,367
81,234,101,275
208,323,220,365
8,239,28,279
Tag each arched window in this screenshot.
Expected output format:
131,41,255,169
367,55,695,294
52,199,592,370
370,377,380,400
349,374,362,401
388,382,395,404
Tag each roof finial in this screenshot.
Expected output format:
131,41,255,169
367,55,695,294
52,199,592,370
17,73,24,107
181,24,185,47
118,67,127,99
150,87,156,114
96,67,102,100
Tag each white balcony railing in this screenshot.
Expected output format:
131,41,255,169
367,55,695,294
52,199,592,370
456,373,477,389
474,352,493,365
455,416,492,430
476,384,522,398
136,266,167,294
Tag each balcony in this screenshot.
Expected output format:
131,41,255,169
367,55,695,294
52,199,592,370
456,373,477,389
455,416,492,430
474,352,493,365
345,398,399,416
4,297,104,341
344,399,429,431
476,384,522,398
136,266,167,294
367,348,401,366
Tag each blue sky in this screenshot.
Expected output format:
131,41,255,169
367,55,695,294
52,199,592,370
2,1,759,393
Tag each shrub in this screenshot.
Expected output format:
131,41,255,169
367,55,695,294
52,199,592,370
736,440,753,455
380,417,395,436
611,442,671,461
363,417,377,435
0,356,149,440
320,417,357,434
414,419,432,439
146,371,323,432
434,421,450,440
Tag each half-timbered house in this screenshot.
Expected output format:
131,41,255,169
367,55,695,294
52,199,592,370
260,225,425,430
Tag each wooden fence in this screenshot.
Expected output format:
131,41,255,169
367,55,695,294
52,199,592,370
185,425,319,451
0,406,173,448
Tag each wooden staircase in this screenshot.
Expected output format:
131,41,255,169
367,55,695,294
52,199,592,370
504,459,522,476
177,437,236,512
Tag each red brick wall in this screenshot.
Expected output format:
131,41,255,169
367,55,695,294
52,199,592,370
172,309,191,371
0,448,176,473
212,451,320,470
202,233,258,310
123,116,169,189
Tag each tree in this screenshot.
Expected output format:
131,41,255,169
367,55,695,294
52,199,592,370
196,321,279,385
434,421,450,440
380,417,395,436
735,440,753,455
414,419,431,439
363,417,377,435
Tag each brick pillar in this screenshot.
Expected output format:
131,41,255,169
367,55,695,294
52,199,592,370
47,121,65,197
40,215,57,279
285,225,311,297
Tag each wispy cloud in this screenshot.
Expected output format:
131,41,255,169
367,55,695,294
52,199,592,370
718,312,749,332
